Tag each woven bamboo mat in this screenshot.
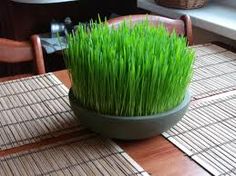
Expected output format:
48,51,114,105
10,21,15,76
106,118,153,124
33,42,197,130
0,73,82,150
163,91,236,176
0,136,149,176
0,73,149,176
163,44,236,176
190,44,236,100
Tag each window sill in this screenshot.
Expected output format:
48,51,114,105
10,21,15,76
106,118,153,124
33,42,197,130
138,0,236,40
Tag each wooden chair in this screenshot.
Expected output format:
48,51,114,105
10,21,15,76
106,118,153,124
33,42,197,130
107,14,193,45
0,35,46,82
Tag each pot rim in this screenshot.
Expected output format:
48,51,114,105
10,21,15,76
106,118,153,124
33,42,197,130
69,89,191,121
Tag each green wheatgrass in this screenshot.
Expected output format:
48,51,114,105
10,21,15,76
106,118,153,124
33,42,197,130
65,20,195,116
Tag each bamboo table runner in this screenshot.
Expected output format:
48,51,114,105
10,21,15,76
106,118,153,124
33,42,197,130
164,91,236,176
0,74,80,150
164,44,236,176
1,136,149,176
190,44,236,100
0,74,149,176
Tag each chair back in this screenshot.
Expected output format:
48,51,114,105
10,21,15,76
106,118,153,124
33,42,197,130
0,35,45,82
107,14,193,45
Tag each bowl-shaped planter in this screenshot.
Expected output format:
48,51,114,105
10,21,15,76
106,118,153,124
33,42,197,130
65,19,195,140
69,89,191,139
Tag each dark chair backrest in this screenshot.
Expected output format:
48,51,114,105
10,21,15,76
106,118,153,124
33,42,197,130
107,14,193,45
0,35,46,82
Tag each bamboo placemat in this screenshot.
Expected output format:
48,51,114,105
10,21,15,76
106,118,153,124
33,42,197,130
0,73,82,150
0,136,149,176
0,73,149,176
163,44,236,176
163,91,236,176
190,44,236,100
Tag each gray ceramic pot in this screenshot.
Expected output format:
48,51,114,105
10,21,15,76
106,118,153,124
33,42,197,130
69,89,190,140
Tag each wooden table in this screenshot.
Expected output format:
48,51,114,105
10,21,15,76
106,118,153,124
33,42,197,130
53,43,236,176
54,71,210,176
2,43,235,176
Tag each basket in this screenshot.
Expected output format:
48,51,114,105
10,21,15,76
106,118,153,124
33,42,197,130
155,0,208,9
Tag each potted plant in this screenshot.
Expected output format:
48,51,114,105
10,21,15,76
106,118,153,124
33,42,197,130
65,20,194,140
